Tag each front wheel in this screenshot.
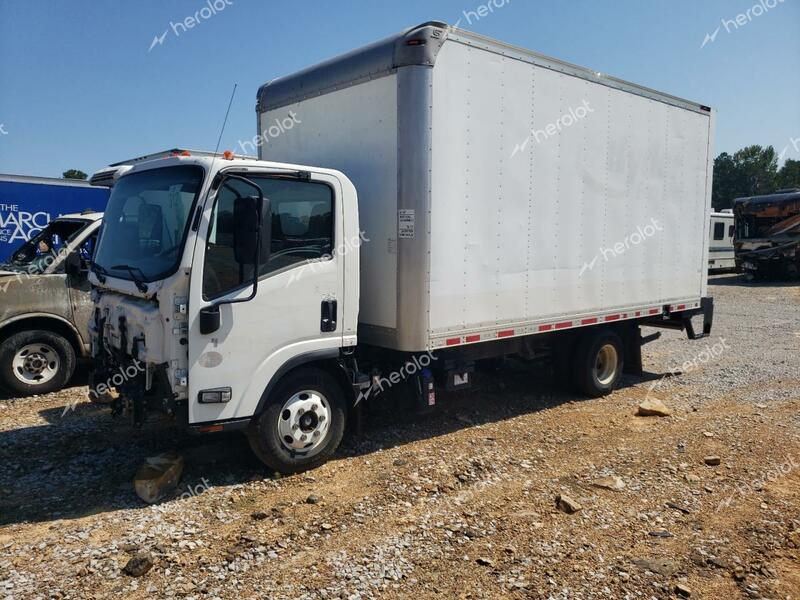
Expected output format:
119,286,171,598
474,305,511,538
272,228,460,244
0,330,77,396
247,368,347,474
572,329,624,398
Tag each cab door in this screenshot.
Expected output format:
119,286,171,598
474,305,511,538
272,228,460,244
187,171,345,425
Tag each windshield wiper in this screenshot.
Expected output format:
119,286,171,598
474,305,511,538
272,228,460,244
111,264,148,293
88,260,107,283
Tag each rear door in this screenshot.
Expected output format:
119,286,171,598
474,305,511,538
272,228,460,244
187,171,345,425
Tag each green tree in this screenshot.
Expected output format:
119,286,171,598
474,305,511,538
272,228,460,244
62,169,87,180
711,152,740,210
775,159,800,191
711,145,778,210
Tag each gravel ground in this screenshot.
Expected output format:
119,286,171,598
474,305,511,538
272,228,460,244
0,274,798,599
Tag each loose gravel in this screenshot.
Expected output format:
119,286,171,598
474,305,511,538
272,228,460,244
0,274,798,599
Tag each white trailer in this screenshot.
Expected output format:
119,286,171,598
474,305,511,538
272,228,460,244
708,211,735,272
89,22,714,473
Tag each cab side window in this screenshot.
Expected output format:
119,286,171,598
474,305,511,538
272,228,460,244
202,177,334,300
259,178,333,274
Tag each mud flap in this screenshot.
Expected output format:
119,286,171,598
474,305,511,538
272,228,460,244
684,297,714,340
413,368,436,415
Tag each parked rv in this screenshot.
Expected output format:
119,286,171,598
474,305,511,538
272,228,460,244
88,22,714,473
734,189,800,279
708,210,735,273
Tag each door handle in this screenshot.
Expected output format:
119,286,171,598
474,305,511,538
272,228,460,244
321,299,337,332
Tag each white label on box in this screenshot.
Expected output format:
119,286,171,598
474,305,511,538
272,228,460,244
398,209,415,239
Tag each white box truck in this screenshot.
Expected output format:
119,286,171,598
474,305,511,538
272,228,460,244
88,21,714,473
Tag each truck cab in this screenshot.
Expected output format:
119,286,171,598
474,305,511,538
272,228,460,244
89,154,360,472
0,212,102,395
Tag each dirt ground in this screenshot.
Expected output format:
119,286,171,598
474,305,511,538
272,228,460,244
1,275,798,599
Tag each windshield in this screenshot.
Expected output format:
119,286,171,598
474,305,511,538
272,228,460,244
93,165,204,282
3,219,89,274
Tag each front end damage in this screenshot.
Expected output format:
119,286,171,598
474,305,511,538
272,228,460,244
733,190,800,279
90,290,187,426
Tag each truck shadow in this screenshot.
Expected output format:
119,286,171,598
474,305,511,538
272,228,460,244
708,274,799,287
0,361,649,527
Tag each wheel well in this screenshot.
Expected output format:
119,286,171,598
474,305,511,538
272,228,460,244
255,356,354,417
0,317,86,357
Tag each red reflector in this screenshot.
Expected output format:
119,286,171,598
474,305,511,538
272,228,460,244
581,317,598,325
604,314,620,322
465,334,481,343
635,311,641,316
199,425,223,433
649,308,661,315
497,329,514,338
446,337,461,346
555,321,572,329
538,324,553,332
675,304,686,310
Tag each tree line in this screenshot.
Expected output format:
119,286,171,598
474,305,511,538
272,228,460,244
712,145,800,210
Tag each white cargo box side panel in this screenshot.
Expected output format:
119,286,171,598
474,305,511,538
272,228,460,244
429,40,711,335
260,75,399,329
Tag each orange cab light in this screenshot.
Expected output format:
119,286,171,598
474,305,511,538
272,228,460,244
180,150,191,156
223,150,234,160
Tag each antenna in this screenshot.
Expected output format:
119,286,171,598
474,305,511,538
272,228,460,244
208,83,238,180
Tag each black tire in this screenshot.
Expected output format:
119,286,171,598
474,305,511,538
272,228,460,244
0,329,77,396
572,329,624,398
247,367,347,474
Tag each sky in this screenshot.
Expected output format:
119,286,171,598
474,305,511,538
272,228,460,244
0,0,798,178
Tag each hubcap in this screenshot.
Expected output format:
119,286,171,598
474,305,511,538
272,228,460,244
276,390,331,457
12,343,60,385
595,343,619,386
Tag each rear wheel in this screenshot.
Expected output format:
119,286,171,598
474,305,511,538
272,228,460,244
572,329,624,398
247,368,346,474
0,330,76,396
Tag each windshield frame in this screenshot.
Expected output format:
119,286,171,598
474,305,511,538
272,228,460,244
93,164,206,284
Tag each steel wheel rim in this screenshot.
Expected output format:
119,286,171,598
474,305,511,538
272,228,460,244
12,343,60,385
276,390,331,457
595,343,618,386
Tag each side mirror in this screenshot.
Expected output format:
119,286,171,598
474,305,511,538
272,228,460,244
64,252,82,277
199,305,221,335
199,175,266,336
233,195,260,265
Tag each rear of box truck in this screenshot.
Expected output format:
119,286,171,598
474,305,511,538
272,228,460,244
257,22,713,352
